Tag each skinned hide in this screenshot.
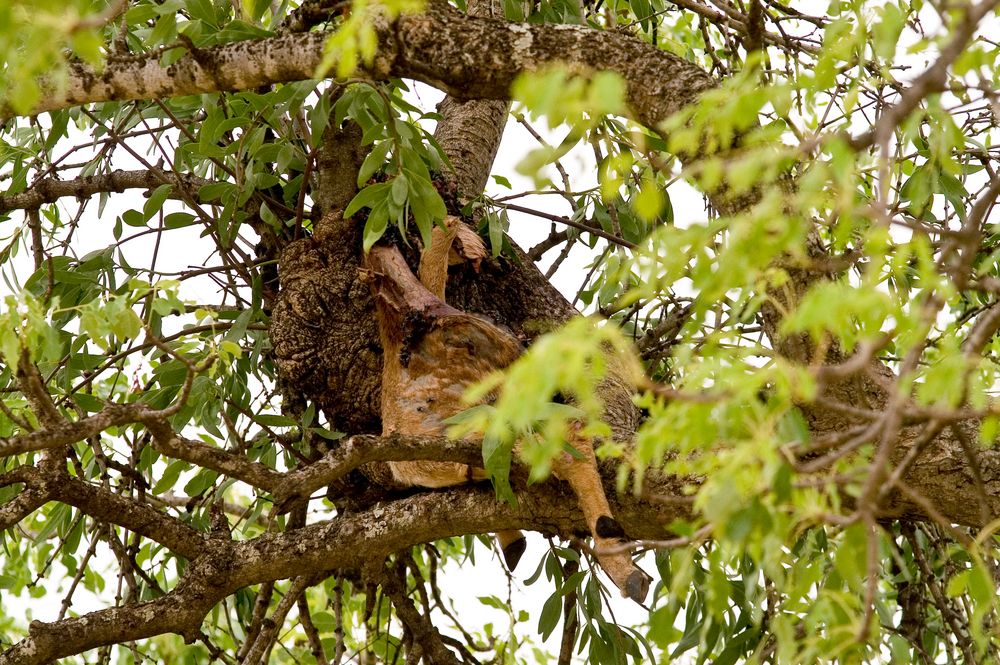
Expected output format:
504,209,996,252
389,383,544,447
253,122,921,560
368,217,651,602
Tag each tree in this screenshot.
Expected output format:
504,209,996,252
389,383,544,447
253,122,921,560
1,0,1000,661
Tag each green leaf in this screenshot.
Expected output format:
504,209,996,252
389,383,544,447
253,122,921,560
153,460,188,495
242,0,271,21
186,0,219,25
345,182,391,218
144,185,174,221
871,3,905,59
486,210,508,258
391,174,408,207
633,179,665,222
164,212,196,229
537,591,562,640
357,141,391,186
183,468,218,497
482,433,517,506
110,306,142,341
362,201,390,252
149,12,178,46
122,210,146,228
478,595,507,610
255,414,298,427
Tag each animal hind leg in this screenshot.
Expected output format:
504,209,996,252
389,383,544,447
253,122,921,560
417,216,486,300
551,431,651,603
497,530,527,570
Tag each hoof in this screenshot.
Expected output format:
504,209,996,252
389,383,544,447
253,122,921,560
624,569,651,604
595,515,626,539
502,536,527,570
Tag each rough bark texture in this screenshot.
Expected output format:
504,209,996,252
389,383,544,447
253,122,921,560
430,0,511,200
0,478,689,665
0,170,211,212
13,2,717,133
5,2,1000,661
393,3,717,129
270,212,385,433
433,95,510,197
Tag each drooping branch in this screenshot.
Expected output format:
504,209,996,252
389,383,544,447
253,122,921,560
0,403,156,457
377,560,464,665
239,574,325,665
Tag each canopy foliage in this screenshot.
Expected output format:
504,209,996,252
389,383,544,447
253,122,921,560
2,0,1000,663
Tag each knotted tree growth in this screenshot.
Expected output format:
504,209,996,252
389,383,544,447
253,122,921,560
2,0,1000,662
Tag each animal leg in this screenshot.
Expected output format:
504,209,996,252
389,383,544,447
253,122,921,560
497,530,528,570
418,216,487,301
551,432,651,603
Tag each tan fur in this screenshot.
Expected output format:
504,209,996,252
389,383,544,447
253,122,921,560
550,430,648,600
369,218,649,601
417,216,488,299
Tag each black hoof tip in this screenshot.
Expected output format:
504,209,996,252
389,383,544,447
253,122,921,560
502,537,527,570
625,569,651,604
595,515,626,539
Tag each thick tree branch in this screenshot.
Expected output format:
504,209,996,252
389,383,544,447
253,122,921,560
271,434,482,512
9,3,716,136
0,487,49,531
431,0,511,200
0,404,154,458
393,3,717,131
0,464,205,556
50,477,208,560
4,31,327,121
0,483,686,665
144,419,283,492
0,170,212,213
